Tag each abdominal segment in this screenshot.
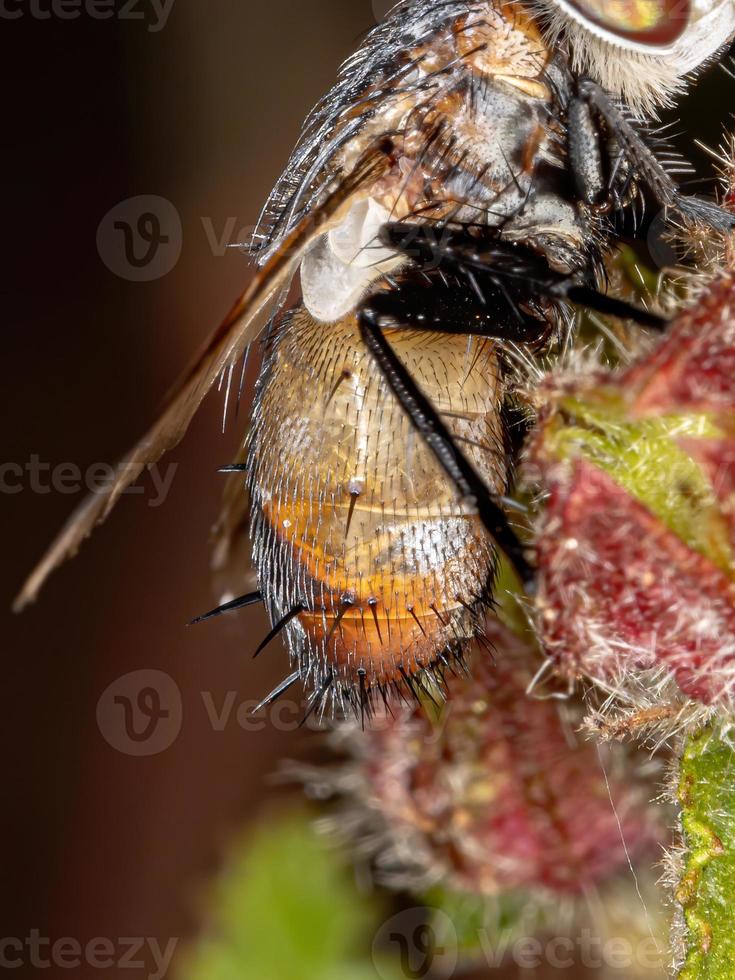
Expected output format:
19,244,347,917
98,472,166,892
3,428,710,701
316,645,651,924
247,305,507,707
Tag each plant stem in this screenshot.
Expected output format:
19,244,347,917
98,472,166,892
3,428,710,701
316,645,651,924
676,724,735,979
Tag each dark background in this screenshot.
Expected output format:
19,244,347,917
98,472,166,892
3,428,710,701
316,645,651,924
2,2,732,977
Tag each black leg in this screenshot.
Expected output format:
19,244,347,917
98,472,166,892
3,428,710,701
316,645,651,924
563,284,665,329
379,223,667,330
366,276,549,343
357,217,676,587
358,304,534,587
577,78,735,231
567,96,606,207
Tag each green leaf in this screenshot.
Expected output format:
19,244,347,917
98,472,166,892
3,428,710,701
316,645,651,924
424,886,548,958
179,809,403,980
676,726,735,979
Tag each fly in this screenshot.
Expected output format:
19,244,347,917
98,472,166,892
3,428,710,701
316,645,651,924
15,0,735,722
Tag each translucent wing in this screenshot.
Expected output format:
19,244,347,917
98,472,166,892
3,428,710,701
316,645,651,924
14,148,391,610
210,452,257,603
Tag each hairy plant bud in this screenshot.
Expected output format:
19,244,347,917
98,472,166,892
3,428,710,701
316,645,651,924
529,268,735,710
301,621,661,900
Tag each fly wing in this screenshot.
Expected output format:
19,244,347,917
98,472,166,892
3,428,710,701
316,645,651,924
14,147,391,611
210,448,257,602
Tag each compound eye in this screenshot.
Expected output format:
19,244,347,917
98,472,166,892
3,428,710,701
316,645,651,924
554,0,691,47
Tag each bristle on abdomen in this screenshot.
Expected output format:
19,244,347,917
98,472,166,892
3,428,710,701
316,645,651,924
246,305,507,716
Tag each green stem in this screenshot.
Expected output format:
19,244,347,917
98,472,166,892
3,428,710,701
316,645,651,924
676,725,735,979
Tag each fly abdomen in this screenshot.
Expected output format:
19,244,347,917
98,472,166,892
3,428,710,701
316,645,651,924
247,304,506,710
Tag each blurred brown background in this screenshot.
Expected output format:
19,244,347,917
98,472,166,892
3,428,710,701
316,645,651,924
2,2,732,978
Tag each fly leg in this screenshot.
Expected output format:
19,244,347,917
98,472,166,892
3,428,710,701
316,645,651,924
378,222,667,329
357,300,534,587
358,219,673,587
567,96,606,207
574,77,735,230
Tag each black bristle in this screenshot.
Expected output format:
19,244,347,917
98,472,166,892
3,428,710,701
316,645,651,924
398,666,419,703
357,668,368,729
324,369,352,412
407,605,427,636
368,597,383,644
300,669,334,727
253,603,306,658
325,595,354,644
345,490,360,537
251,670,301,714
429,603,447,626
189,590,262,625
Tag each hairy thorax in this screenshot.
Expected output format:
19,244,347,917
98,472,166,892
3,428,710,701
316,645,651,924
300,1,588,323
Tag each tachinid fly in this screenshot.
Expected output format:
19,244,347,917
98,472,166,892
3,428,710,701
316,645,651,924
16,0,735,721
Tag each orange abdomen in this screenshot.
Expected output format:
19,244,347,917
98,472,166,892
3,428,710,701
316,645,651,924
247,305,506,702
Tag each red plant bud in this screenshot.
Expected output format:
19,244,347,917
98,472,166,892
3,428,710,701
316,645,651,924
531,269,735,709
317,622,661,898
537,458,735,705
624,272,735,418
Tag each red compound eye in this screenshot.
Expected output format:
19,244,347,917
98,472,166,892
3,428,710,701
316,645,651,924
554,0,691,48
